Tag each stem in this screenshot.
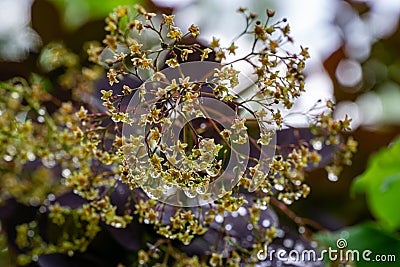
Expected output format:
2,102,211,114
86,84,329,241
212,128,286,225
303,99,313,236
270,197,327,232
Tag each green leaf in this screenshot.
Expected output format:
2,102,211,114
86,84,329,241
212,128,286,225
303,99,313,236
351,137,400,230
316,223,400,267
48,0,144,30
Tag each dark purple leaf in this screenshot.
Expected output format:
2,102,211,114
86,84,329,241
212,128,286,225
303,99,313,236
0,199,37,252
277,128,334,169
38,253,109,267
51,192,87,209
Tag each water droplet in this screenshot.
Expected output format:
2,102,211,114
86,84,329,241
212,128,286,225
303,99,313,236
215,214,224,224
238,207,247,216
277,229,285,238
312,140,322,150
3,155,12,162
253,171,265,186
27,230,35,238
183,188,197,198
262,219,270,228
225,224,232,231
151,171,160,179
42,158,56,168
196,185,207,195
29,197,40,206
246,224,253,230
37,116,45,123
113,222,122,228
282,197,293,205
72,157,81,168
145,190,156,199
27,152,36,161
328,172,338,182
283,238,294,248
6,145,16,156
257,204,267,210
258,201,268,210
295,243,305,252
163,183,172,189
274,184,284,191
298,226,305,234
206,167,219,177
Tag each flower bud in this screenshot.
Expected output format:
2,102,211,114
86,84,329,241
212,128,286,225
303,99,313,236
266,9,275,17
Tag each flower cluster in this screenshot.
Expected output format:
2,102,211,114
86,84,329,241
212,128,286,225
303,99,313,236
15,203,101,265
0,4,357,266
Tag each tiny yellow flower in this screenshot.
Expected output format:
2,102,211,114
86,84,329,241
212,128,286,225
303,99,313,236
140,57,152,69
129,41,143,55
162,14,175,25
228,43,237,55
210,37,220,49
166,57,179,68
167,26,183,40
188,24,200,37
115,6,128,17
107,69,119,85
181,49,193,61
201,48,213,61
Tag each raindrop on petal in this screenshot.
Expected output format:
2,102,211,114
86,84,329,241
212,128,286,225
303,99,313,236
274,184,284,191
196,185,207,195
183,188,197,198
328,172,338,182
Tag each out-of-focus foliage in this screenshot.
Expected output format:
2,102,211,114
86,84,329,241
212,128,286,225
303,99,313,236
48,0,144,29
317,223,400,267
324,0,400,126
352,138,400,230
359,25,400,125
316,136,400,267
